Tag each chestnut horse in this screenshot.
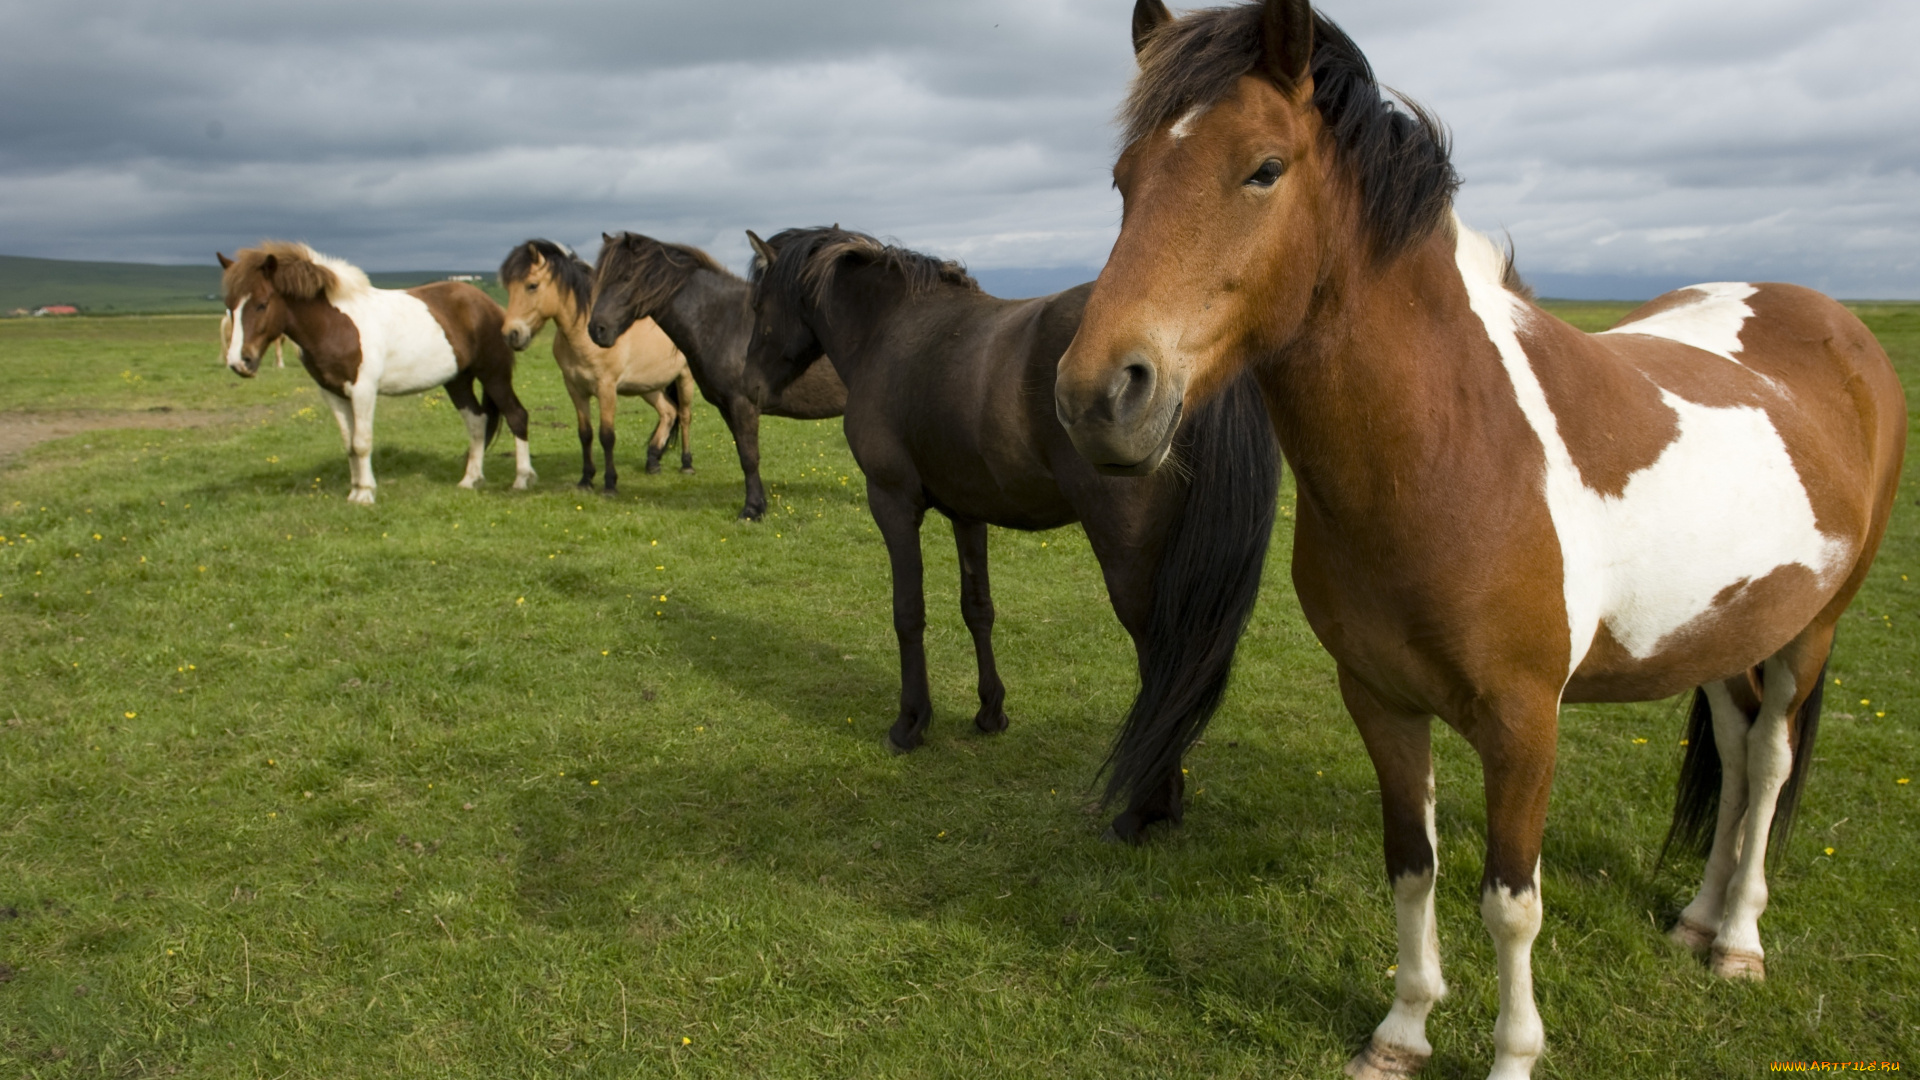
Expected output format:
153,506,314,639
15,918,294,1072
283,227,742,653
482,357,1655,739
586,233,847,520
219,242,535,504
740,225,1277,840
500,239,697,490
1054,2,1906,1078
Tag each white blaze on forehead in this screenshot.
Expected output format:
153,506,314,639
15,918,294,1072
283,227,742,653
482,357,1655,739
1452,220,1851,675
225,305,247,367
1601,282,1759,365
1168,105,1208,141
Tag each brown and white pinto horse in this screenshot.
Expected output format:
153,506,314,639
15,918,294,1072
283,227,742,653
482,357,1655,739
500,239,697,490
1054,2,1906,1078
219,242,535,504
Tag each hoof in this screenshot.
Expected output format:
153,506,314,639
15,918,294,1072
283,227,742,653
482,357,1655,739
886,719,925,755
681,465,696,475
348,489,376,506
601,485,619,497
1345,1038,1429,1080
973,708,1010,735
575,481,595,491
459,478,481,490
1668,917,1715,955
513,476,534,491
739,509,765,522
645,462,663,475
1711,946,1765,981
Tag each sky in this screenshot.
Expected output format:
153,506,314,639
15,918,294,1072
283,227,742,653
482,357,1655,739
0,0,1914,298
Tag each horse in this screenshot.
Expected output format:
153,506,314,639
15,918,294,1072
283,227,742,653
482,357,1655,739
500,239,697,491
1052,2,1906,1077
740,225,1279,840
218,242,536,504
585,232,847,521
220,312,284,367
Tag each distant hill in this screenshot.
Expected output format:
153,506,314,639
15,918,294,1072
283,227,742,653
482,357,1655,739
0,254,502,316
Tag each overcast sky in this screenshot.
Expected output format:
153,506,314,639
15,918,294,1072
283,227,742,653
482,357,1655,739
1,0,1914,297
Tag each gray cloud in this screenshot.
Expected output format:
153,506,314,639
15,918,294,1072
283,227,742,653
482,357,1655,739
0,0,1913,296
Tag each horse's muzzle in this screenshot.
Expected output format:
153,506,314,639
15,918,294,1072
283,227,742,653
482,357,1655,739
1055,351,1184,476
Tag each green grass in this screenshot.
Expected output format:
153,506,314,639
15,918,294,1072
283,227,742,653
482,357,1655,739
1,304,1916,1078
0,255,502,317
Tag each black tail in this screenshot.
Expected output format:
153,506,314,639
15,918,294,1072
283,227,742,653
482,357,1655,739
481,386,502,450
665,378,685,450
1102,373,1279,823
1658,658,1828,870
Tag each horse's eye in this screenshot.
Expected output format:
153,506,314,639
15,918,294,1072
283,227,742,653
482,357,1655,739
527,282,538,291
1246,159,1285,188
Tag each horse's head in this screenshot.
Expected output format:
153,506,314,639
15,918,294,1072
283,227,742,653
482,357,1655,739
741,229,828,393
216,250,291,378
1056,0,1329,475
498,240,570,351
588,232,667,348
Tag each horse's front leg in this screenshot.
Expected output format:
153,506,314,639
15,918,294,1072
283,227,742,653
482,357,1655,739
567,379,596,490
1466,693,1558,1080
346,386,379,505
725,397,767,520
1344,668,1446,1080
951,516,1008,735
868,486,931,752
596,376,622,491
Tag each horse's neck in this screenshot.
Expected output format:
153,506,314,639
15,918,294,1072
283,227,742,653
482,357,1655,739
808,265,917,378
655,269,750,378
547,292,598,357
1262,227,1509,523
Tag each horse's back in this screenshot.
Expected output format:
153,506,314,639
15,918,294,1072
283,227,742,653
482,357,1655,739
398,281,513,382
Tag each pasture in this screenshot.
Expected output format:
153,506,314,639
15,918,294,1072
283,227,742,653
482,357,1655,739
2,307,1915,1077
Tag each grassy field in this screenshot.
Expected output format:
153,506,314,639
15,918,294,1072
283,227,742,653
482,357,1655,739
1,304,1915,1078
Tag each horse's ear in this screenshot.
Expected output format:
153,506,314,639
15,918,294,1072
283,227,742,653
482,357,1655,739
1132,0,1172,56
602,232,616,248
216,252,234,270
1261,0,1313,88
746,230,776,265
260,253,279,279
529,247,547,270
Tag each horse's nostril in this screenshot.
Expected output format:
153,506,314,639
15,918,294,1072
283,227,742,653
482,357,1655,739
1112,358,1157,419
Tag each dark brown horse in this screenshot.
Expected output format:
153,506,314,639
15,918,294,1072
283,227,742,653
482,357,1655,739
741,225,1278,840
219,242,534,503
584,233,846,520
1054,2,1906,1077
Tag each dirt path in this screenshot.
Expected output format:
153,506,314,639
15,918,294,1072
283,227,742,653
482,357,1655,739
0,407,254,464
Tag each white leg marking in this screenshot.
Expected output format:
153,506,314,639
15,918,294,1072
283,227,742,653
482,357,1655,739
1673,682,1749,953
458,409,487,488
1482,863,1545,1080
347,388,378,505
513,435,536,490
1713,660,1796,980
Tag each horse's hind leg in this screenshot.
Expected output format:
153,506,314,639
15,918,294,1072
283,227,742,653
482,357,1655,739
565,380,596,489
675,369,696,473
1709,627,1834,981
447,377,489,489
1670,678,1756,955
640,388,674,477
1345,668,1446,1080
952,517,1008,735
596,376,622,492
869,486,932,752
481,370,536,490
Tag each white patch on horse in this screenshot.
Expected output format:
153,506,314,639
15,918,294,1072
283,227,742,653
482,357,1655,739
1453,222,1850,674
1168,105,1207,141
331,289,461,396
1602,282,1758,365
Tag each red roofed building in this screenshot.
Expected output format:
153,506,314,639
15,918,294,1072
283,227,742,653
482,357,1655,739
32,305,78,316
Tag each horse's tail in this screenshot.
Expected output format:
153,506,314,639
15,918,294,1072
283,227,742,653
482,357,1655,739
1102,373,1279,832
1658,656,1828,869
480,383,503,450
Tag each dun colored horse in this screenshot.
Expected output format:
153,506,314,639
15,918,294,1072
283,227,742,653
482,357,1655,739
500,239,697,491
586,233,847,520
1054,2,1906,1077
219,242,535,504
742,225,1278,840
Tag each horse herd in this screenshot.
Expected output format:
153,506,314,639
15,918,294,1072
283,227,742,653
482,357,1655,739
208,2,1907,1077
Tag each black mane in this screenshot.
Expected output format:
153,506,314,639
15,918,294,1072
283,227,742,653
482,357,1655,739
751,227,979,310
500,239,596,314
1125,6,1460,262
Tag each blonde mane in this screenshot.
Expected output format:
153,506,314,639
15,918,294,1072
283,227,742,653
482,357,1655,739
222,241,374,304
